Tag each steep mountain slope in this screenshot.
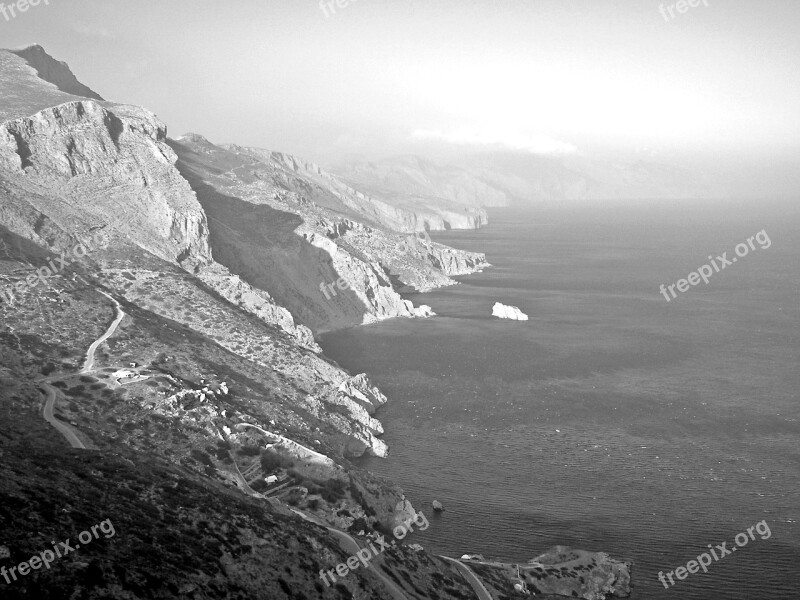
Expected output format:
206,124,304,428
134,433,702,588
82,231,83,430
170,135,486,333
10,44,104,101
0,45,102,123
0,46,631,600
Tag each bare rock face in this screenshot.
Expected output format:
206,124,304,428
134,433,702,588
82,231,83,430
199,265,319,350
170,136,485,333
337,373,388,414
0,100,211,269
327,374,391,457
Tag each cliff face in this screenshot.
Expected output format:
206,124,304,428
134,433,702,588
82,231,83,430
0,46,486,458
0,99,211,270
0,48,398,458
0,47,635,599
170,135,487,333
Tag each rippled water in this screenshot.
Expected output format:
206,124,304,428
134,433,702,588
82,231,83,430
320,204,800,600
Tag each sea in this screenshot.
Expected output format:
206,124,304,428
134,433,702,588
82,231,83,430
319,202,800,600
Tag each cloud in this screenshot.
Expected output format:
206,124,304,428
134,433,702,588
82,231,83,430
411,127,578,155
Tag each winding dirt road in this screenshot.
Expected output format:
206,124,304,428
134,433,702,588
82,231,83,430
40,382,85,449
40,290,125,448
36,290,493,599
82,291,125,373
288,507,411,600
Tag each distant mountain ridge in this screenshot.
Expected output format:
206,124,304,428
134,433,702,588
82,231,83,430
335,150,715,208
336,153,510,208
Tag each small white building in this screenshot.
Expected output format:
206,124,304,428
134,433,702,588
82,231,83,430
265,475,279,485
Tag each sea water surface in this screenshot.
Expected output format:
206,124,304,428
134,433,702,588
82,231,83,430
320,203,800,600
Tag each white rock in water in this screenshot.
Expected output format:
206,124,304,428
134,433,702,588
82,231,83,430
414,304,436,318
492,302,528,320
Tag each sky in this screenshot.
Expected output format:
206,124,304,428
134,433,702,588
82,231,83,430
1,0,799,195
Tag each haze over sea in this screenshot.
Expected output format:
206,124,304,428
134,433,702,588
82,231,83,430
321,204,800,600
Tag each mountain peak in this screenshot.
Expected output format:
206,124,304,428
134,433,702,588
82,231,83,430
9,44,104,102
176,133,216,146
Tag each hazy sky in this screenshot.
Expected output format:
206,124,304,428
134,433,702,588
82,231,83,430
2,0,799,192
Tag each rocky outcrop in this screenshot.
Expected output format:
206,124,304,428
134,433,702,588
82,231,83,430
466,546,631,599
0,99,212,270
492,302,528,320
325,374,391,457
337,373,388,414
411,304,435,317
528,546,632,599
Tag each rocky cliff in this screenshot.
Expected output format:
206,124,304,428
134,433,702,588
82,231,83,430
0,46,631,600
0,99,211,270
169,134,487,332
0,45,490,460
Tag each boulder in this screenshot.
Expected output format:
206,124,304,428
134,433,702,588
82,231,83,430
492,302,528,320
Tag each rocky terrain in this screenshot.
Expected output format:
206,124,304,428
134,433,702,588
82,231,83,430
0,45,631,599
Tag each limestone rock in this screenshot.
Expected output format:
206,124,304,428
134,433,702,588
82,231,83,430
492,302,528,320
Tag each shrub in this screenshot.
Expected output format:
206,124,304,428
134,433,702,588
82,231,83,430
251,479,268,493
320,478,347,503
236,445,261,457
191,449,214,467
260,450,292,473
